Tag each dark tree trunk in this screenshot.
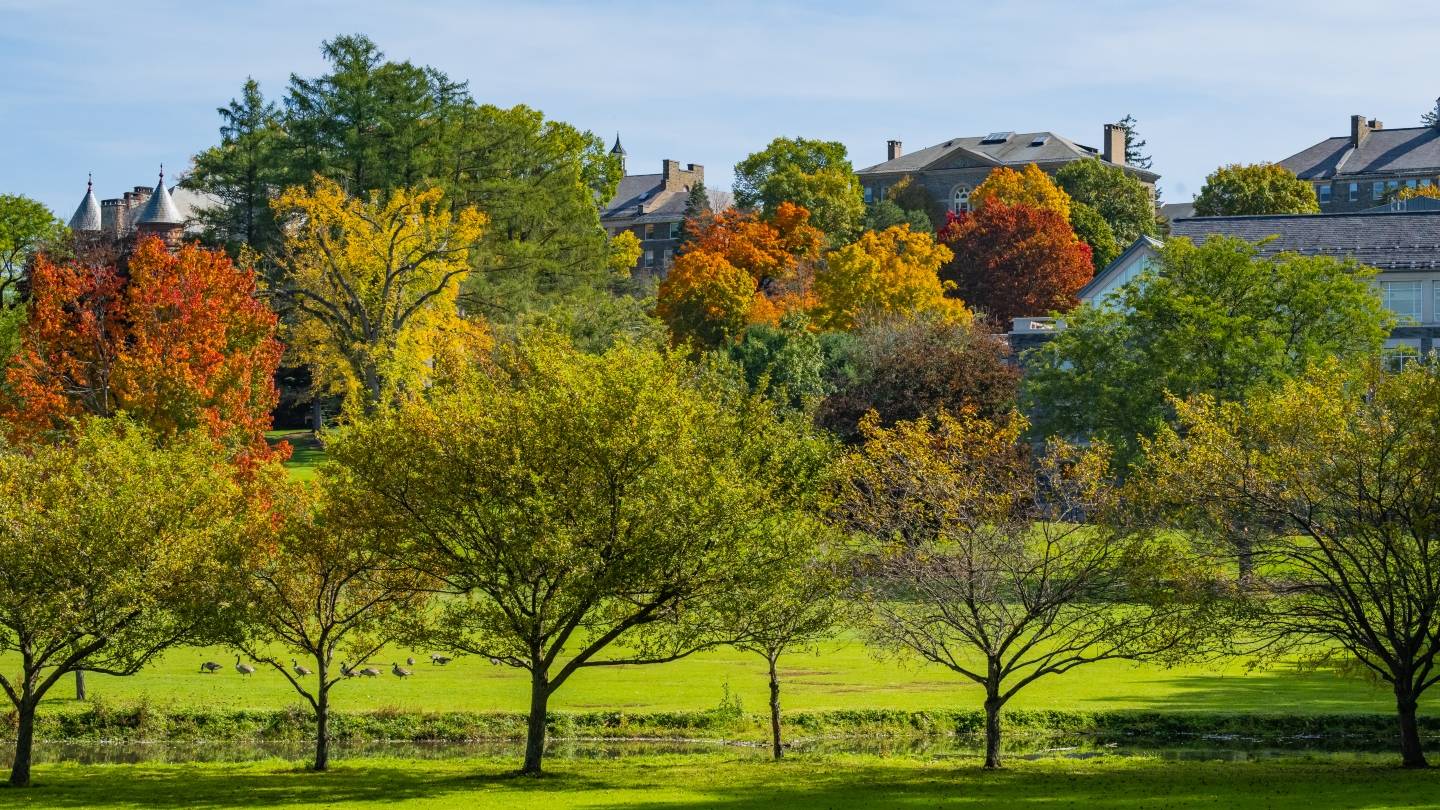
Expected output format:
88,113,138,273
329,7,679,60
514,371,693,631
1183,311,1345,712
314,687,330,772
9,697,35,787
1395,685,1427,768
522,670,549,775
74,671,85,702
767,652,783,760
983,692,1003,769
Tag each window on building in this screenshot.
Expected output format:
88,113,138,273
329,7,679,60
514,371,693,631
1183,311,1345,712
644,250,655,268
1349,182,1359,202
644,223,655,239
1423,179,1434,189
1407,178,1419,190
1373,181,1385,200
662,248,673,267
669,221,681,239
1381,280,1424,323
1387,180,1400,198
863,186,873,204
950,185,971,215
1317,184,1331,204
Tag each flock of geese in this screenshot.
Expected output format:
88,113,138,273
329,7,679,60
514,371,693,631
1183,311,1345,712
199,654,456,679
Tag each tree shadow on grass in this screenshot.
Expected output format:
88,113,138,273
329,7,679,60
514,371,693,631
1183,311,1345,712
589,757,1440,810
0,761,612,809
1080,666,1397,714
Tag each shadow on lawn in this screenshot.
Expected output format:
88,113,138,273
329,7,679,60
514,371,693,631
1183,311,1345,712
0,762,612,809
1085,666,1394,714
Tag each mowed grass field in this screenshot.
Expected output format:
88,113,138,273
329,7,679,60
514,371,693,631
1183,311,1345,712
0,754,1436,809
31,634,1397,718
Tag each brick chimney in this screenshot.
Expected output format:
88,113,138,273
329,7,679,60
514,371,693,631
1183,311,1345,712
1103,124,1126,166
887,140,903,161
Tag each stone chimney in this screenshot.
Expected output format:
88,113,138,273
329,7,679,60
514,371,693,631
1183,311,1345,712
1103,124,1126,166
661,160,704,192
887,140,903,161
1351,114,1378,148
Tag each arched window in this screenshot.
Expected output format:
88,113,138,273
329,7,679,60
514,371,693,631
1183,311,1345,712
951,185,971,215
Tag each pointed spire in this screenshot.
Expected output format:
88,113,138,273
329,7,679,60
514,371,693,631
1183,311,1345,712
68,173,102,232
135,165,182,226
610,132,626,155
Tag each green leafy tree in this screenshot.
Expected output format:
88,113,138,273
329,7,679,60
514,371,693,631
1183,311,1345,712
185,79,286,254
0,418,247,787
1193,164,1319,216
734,137,865,243
327,335,832,775
863,199,933,234
718,524,852,759
0,195,64,307
1068,201,1120,271
836,410,1221,769
1054,157,1158,246
727,312,829,410
1422,97,1440,128
1022,236,1391,469
1143,360,1440,768
1117,114,1152,169
452,103,622,317
230,476,432,772
886,175,942,231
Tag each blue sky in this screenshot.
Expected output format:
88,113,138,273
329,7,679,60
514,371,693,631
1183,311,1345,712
3,0,1439,220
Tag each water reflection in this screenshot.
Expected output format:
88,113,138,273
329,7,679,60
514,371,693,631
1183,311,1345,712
0,733,1423,766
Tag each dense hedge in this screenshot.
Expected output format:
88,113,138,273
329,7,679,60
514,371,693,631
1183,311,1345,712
11,704,1432,745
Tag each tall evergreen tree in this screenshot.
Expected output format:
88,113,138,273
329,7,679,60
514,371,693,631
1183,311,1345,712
677,180,711,251
1422,97,1440,128
1118,114,1153,170
186,79,286,254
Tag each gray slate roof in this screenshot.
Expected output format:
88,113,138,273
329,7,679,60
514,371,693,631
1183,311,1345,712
68,180,101,232
600,174,688,224
857,131,1159,181
1159,201,1195,221
1170,211,1440,271
135,174,183,225
1278,127,1440,179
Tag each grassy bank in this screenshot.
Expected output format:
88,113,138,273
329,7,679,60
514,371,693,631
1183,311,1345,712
0,753,1436,809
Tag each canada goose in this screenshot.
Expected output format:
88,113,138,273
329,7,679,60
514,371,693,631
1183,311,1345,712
339,661,354,678
392,662,412,678
291,659,312,677
358,666,382,677
488,657,500,666
429,654,452,666
200,661,222,674
234,655,255,676
406,656,416,666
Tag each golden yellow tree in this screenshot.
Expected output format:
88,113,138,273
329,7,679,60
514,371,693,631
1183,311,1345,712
970,163,1072,219
272,178,488,408
811,224,967,331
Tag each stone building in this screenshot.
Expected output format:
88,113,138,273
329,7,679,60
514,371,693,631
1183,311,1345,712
598,135,704,277
67,168,210,248
856,124,1159,218
1279,115,1440,213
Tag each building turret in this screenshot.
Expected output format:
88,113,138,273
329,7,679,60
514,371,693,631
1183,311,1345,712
611,133,627,175
68,174,102,233
133,166,184,245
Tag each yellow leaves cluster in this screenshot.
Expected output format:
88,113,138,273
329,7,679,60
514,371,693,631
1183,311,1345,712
273,177,488,406
812,224,967,331
970,163,1073,220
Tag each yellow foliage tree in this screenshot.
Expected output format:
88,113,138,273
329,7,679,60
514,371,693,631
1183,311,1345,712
811,224,967,331
272,178,489,409
606,230,643,278
1397,184,1440,201
970,163,1072,219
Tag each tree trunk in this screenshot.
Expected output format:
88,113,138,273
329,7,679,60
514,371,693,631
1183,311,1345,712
767,652,783,760
1395,685,1427,768
983,692,1003,769
522,670,549,775
9,698,35,787
314,687,330,772
74,670,85,702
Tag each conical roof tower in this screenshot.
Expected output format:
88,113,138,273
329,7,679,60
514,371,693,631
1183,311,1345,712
68,174,102,233
134,166,183,227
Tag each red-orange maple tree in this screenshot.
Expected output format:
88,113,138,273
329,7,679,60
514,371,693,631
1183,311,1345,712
3,236,284,464
937,202,1093,330
657,202,823,347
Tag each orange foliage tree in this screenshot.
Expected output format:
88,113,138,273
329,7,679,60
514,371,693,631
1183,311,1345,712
657,202,823,347
938,202,1094,330
3,237,284,463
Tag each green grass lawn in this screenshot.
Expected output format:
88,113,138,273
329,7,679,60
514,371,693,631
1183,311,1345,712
34,635,1397,719
267,429,324,481
0,753,1435,809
